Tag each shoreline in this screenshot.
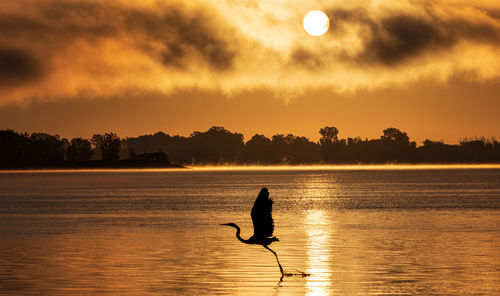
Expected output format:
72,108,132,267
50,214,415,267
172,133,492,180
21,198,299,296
2,163,500,173
189,163,500,171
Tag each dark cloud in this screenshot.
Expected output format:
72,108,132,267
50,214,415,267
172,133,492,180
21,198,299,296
123,9,236,70
0,47,43,86
1,0,499,103
486,9,500,20
290,48,325,69
363,15,452,65
39,1,237,69
0,13,50,37
321,7,500,66
0,0,237,87
364,15,500,65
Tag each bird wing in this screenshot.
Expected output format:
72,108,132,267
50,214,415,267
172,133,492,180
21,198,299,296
251,187,275,238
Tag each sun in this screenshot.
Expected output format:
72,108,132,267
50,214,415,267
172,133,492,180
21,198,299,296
303,10,329,37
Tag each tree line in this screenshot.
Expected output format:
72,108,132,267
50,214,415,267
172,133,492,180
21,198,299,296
1,126,499,168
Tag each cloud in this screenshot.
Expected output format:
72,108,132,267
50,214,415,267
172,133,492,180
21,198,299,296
318,7,500,66
0,47,43,86
0,0,242,104
290,48,325,69
0,0,499,105
120,6,237,70
0,1,236,70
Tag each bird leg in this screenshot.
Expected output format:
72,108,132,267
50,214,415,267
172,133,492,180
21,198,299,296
264,245,284,275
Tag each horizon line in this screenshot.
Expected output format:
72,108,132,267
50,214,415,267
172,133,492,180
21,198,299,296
2,164,500,173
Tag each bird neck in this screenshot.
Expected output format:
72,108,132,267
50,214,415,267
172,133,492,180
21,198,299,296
233,224,251,244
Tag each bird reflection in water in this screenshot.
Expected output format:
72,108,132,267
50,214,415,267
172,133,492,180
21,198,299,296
221,187,309,280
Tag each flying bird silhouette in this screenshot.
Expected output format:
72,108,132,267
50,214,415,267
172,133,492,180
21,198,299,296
221,187,284,275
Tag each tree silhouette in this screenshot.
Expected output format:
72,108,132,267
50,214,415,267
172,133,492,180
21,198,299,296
379,128,415,162
242,134,275,164
0,130,29,167
67,138,93,162
319,126,339,143
126,132,191,164
285,134,320,164
29,133,65,166
381,128,410,146
189,126,244,164
91,134,103,160
270,134,288,164
2,127,500,167
417,140,455,162
319,126,344,163
101,133,121,162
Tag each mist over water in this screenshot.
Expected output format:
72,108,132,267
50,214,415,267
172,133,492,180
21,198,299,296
1,167,499,295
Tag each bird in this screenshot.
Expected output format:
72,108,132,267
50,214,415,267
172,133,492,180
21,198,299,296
221,187,284,275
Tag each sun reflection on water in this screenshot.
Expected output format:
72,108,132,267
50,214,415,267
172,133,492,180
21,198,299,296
304,209,334,296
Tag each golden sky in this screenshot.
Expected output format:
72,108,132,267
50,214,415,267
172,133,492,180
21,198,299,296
1,0,499,142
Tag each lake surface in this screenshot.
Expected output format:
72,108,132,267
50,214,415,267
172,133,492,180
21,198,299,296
0,166,499,295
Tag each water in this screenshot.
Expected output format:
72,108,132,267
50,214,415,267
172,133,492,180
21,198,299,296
0,167,499,295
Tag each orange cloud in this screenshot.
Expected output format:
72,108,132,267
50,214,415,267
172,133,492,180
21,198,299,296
0,0,499,105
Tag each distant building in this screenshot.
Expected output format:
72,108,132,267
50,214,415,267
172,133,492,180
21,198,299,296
129,151,170,163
